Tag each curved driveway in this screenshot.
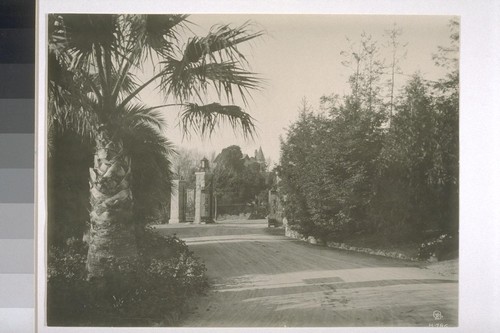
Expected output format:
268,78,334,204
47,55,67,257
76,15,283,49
155,219,457,327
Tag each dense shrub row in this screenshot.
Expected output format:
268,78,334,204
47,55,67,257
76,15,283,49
47,229,208,327
279,23,458,259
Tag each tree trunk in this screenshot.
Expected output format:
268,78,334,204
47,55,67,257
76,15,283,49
214,195,218,221
86,128,138,279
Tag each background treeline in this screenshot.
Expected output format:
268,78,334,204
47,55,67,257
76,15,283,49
212,145,268,217
278,20,458,258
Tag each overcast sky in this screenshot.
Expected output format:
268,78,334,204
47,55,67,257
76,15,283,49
141,14,456,165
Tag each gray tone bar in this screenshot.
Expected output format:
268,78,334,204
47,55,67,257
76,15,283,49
0,29,34,63
0,274,34,308
0,169,33,203
0,308,34,332
0,134,34,168
0,99,34,133
0,239,33,273
0,204,34,238
0,64,34,98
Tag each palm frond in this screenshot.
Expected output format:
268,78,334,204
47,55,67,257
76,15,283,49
184,21,263,64
51,14,119,71
48,50,100,145
88,70,139,101
117,14,188,67
192,61,261,104
112,103,166,132
48,23,100,158
157,21,263,104
48,85,100,145
160,60,261,104
143,14,188,56
127,124,175,222
116,71,139,96
110,15,187,104
48,15,69,64
112,105,175,223
180,103,256,139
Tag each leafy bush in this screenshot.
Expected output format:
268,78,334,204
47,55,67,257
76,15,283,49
47,230,208,326
47,239,89,324
418,234,458,261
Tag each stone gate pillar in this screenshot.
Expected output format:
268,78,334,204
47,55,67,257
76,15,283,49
194,157,213,224
169,179,185,224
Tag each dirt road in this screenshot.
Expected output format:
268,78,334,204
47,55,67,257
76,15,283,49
155,219,458,327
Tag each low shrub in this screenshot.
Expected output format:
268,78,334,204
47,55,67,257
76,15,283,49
47,239,89,324
418,234,458,261
47,230,208,326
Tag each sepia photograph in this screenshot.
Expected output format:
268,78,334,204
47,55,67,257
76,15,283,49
43,12,459,328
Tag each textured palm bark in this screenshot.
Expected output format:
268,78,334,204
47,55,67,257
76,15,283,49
86,128,138,279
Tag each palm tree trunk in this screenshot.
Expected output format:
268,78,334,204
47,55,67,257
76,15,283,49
86,128,138,279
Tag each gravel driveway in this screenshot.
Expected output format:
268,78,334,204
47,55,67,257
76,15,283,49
155,219,458,327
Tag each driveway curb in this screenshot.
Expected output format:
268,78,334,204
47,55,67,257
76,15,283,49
284,227,420,262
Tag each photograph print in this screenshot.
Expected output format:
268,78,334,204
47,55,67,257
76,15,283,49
45,13,459,327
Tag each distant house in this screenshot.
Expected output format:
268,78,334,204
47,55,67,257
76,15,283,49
254,147,265,165
242,146,267,172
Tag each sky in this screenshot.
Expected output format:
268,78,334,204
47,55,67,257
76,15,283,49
140,14,456,166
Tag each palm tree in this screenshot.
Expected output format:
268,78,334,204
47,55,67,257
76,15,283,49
48,14,262,279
